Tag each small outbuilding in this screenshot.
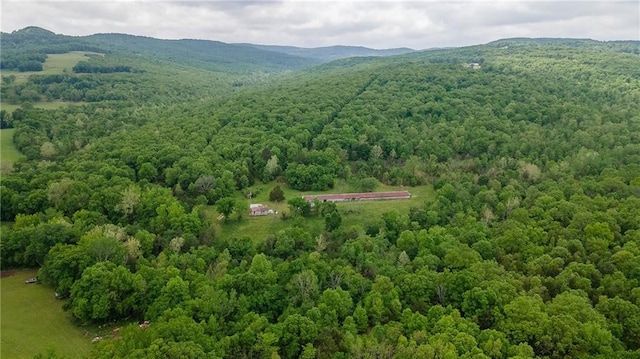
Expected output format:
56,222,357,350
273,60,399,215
249,204,271,216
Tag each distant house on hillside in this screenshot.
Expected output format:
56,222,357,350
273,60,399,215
249,203,271,216
302,191,410,203
465,62,482,69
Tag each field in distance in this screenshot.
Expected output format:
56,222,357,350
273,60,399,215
2,51,102,83
1,51,97,112
1,101,87,113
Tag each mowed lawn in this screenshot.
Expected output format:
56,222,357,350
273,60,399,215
0,128,25,174
205,182,435,243
0,269,92,359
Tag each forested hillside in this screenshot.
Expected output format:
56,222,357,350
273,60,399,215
1,26,315,74
82,33,319,73
0,26,103,71
1,26,412,75
238,44,415,62
1,31,640,358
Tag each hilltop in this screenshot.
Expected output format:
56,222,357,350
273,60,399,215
1,26,415,74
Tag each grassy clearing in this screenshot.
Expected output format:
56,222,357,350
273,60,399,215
1,51,98,112
0,129,23,162
0,269,92,359
335,184,435,229
1,101,86,113
43,52,103,74
2,51,101,84
211,211,326,244
0,128,25,175
201,187,305,243
0,104,21,113
204,182,435,243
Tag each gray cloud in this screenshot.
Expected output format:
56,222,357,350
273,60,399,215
1,0,638,49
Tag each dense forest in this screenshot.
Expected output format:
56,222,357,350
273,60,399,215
1,28,640,358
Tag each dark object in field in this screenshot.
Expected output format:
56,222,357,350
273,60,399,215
25,277,38,284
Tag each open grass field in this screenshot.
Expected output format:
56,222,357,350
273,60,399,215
43,52,103,74
0,128,25,175
1,51,98,113
0,269,93,359
2,51,101,84
204,182,435,243
0,129,23,163
334,184,435,228
1,101,87,113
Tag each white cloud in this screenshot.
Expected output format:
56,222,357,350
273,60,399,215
1,0,638,49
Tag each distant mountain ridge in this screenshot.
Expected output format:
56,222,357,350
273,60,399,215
3,27,637,74
235,44,415,61
82,33,319,73
1,26,415,74
488,37,640,48
1,27,319,73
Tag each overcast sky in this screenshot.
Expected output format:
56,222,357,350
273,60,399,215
1,0,638,49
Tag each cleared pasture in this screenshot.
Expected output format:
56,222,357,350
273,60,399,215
0,269,92,359
42,51,102,74
205,182,435,242
2,51,101,83
1,51,98,112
